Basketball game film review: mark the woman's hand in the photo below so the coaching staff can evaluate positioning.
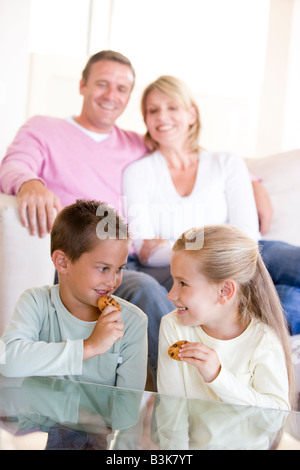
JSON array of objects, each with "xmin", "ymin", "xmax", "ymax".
[
  {"xmin": 251, "ymin": 181, "xmax": 273, "ymax": 235},
  {"xmin": 139, "ymin": 238, "xmax": 170, "ymax": 264},
  {"xmin": 179, "ymin": 342, "xmax": 221, "ymax": 383}
]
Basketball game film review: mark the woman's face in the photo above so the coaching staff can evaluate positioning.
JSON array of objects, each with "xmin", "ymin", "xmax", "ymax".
[{"xmin": 144, "ymin": 89, "xmax": 196, "ymax": 148}]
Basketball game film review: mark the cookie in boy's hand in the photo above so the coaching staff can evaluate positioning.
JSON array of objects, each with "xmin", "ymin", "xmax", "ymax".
[
  {"xmin": 168, "ymin": 340, "xmax": 189, "ymax": 361},
  {"xmin": 97, "ymin": 296, "xmax": 121, "ymax": 314}
]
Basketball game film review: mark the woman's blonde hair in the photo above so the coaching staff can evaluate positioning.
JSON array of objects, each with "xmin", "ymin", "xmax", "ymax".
[
  {"xmin": 141, "ymin": 75, "xmax": 201, "ymax": 153},
  {"xmin": 173, "ymin": 224, "xmax": 295, "ymax": 407}
]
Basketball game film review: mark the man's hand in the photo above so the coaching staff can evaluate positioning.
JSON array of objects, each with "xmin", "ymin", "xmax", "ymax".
[
  {"xmin": 17, "ymin": 180, "xmax": 62, "ymax": 237},
  {"xmin": 179, "ymin": 342, "xmax": 221, "ymax": 383},
  {"xmin": 83, "ymin": 305, "xmax": 124, "ymax": 360}
]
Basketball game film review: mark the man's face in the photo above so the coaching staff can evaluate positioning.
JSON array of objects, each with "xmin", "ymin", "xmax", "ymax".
[{"xmin": 79, "ymin": 60, "xmax": 134, "ymax": 133}]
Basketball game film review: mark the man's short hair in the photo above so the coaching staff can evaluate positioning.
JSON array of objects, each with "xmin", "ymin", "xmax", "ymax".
[
  {"xmin": 51, "ymin": 199, "xmax": 129, "ymax": 261},
  {"xmin": 81, "ymin": 50, "xmax": 135, "ymax": 84}
]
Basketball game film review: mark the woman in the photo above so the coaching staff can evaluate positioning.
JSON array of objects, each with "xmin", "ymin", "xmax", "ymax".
[{"xmin": 122, "ymin": 75, "xmax": 300, "ymax": 334}]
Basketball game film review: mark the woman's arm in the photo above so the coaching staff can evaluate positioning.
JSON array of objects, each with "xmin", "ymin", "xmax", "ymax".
[{"xmin": 224, "ymin": 154, "xmax": 261, "ymax": 241}]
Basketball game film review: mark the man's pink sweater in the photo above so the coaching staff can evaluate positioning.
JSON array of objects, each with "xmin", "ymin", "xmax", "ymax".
[{"xmin": 0, "ymin": 116, "xmax": 147, "ymax": 211}]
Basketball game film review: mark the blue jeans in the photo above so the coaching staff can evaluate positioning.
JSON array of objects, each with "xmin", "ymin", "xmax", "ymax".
[
  {"xmin": 115, "ymin": 263, "xmax": 174, "ymax": 380},
  {"xmin": 259, "ymin": 240, "xmax": 300, "ymax": 334}
]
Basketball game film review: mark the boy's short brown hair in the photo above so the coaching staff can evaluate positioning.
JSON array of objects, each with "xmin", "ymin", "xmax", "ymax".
[{"xmin": 51, "ymin": 200, "xmax": 129, "ymax": 262}]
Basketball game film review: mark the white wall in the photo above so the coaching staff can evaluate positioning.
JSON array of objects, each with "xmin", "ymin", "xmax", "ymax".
[
  {"xmin": 256, "ymin": 0, "xmax": 296, "ymax": 156},
  {"xmin": 282, "ymin": 0, "xmax": 300, "ymax": 152},
  {"xmin": 0, "ymin": 0, "xmax": 299, "ymax": 161},
  {"xmin": 0, "ymin": 0, "xmax": 32, "ymax": 158}
]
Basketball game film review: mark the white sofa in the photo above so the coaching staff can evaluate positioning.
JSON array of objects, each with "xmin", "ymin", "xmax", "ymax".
[
  {"xmin": 245, "ymin": 149, "xmax": 300, "ymax": 247},
  {"xmin": 0, "ymin": 149, "xmax": 300, "ymax": 392},
  {"xmin": 0, "ymin": 194, "xmax": 55, "ymax": 335}
]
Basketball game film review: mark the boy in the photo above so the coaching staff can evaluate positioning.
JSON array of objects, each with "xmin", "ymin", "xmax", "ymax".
[{"xmin": 0, "ymin": 200, "xmax": 148, "ymax": 390}]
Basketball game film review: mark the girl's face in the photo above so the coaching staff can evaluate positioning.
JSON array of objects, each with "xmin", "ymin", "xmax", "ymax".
[
  {"xmin": 167, "ymin": 250, "xmax": 223, "ymax": 329},
  {"xmin": 144, "ymin": 89, "xmax": 196, "ymax": 148}
]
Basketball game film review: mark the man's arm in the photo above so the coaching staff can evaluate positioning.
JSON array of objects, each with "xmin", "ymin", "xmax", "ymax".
[{"xmin": 0, "ymin": 117, "xmax": 62, "ymax": 237}]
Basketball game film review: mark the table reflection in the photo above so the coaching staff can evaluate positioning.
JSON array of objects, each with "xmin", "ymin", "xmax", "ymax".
[{"xmin": 0, "ymin": 375, "xmax": 299, "ymax": 450}]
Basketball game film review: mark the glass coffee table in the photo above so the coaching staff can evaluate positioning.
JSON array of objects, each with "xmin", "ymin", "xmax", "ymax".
[{"xmin": 0, "ymin": 375, "xmax": 299, "ymax": 451}]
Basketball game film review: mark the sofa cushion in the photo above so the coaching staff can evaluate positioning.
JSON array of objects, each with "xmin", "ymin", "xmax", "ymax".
[
  {"xmin": 246, "ymin": 150, "xmax": 300, "ymax": 247},
  {"xmin": 0, "ymin": 194, "xmax": 55, "ymax": 334}
]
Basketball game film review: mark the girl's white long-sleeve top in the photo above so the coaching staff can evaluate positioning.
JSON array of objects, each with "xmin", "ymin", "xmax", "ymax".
[{"xmin": 157, "ymin": 310, "xmax": 290, "ymax": 410}]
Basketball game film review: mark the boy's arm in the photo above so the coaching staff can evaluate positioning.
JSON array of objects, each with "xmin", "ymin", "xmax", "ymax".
[
  {"xmin": 115, "ymin": 312, "xmax": 148, "ymax": 391},
  {"xmin": 0, "ymin": 289, "xmax": 83, "ymax": 378}
]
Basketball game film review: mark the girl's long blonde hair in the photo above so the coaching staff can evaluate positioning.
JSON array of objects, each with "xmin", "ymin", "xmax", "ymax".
[{"xmin": 173, "ymin": 224, "xmax": 295, "ymax": 407}]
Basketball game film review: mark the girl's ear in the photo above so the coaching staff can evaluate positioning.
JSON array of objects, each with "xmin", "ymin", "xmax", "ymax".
[
  {"xmin": 52, "ymin": 250, "xmax": 69, "ymax": 274},
  {"xmin": 218, "ymin": 279, "xmax": 236, "ymax": 305}
]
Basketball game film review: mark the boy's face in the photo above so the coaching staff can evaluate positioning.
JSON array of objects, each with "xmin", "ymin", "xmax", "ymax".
[{"xmin": 59, "ymin": 238, "xmax": 129, "ymax": 318}]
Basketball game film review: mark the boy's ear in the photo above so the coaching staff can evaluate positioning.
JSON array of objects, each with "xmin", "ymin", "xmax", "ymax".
[
  {"xmin": 52, "ymin": 250, "xmax": 69, "ymax": 274},
  {"xmin": 218, "ymin": 279, "xmax": 236, "ymax": 305}
]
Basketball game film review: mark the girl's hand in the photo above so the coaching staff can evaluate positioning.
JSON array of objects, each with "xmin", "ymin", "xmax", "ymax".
[{"xmin": 179, "ymin": 342, "xmax": 221, "ymax": 383}]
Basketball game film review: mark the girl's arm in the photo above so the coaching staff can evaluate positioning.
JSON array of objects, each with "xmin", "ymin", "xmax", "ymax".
[
  {"xmin": 157, "ymin": 317, "xmax": 187, "ymax": 397},
  {"xmin": 180, "ymin": 336, "xmax": 290, "ymax": 410}
]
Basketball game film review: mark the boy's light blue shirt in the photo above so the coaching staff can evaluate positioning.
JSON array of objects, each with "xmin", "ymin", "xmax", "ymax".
[{"xmin": 0, "ymin": 285, "xmax": 148, "ymax": 390}]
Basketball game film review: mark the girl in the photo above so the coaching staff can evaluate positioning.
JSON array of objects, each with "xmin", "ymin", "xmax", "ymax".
[{"xmin": 157, "ymin": 224, "xmax": 294, "ymax": 410}]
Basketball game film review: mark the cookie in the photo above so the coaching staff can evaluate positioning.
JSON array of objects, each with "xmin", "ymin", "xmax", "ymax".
[
  {"xmin": 97, "ymin": 296, "xmax": 121, "ymax": 314},
  {"xmin": 168, "ymin": 340, "xmax": 189, "ymax": 361}
]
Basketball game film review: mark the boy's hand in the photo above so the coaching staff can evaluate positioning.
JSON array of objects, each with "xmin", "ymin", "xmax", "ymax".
[
  {"xmin": 179, "ymin": 342, "xmax": 221, "ymax": 383},
  {"xmin": 83, "ymin": 305, "xmax": 124, "ymax": 360}
]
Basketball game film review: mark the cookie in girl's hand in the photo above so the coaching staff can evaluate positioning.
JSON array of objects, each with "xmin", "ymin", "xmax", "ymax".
[{"xmin": 168, "ymin": 340, "xmax": 189, "ymax": 361}]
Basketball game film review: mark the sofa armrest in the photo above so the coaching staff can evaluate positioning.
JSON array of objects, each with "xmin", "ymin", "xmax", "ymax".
[
  {"xmin": 0, "ymin": 193, "xmax": 55, "ymax": 335},
  {"xmin": 246, "ymin": 150, "xmax": 300, "ymax": 247}
]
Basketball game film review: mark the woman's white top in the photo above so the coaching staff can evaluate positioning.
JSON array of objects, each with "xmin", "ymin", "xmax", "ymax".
[{"xmin": 122, "ymin": 150, "xmax": 260, "ymax": 265}]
